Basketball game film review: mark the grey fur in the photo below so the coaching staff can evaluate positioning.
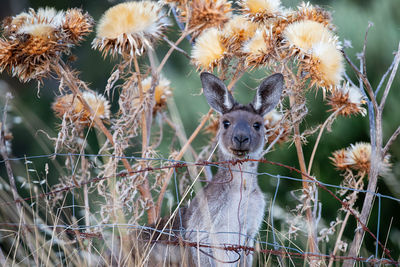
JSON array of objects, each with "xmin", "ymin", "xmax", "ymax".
[{"xmin": 182, "ymin": 72, "xmax": 284, "ymax": 266}]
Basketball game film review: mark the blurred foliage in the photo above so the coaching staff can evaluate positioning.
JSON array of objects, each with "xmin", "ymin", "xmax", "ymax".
[{"xmin": 1, "ymin": 0, "xmax": 400, "ymax": 259}]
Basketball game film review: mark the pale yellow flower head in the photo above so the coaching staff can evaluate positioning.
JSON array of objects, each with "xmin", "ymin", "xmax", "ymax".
[
  {"xmin": 308, "ymin": 42, "xmax": 344, "ymax": 89},
  {"xmin": 92, "ymin": 1, "xmax": 169, "ymax": 57},
  {"xmin": 283, "ymin": 20, "xmax": 335, "ymax": 52},
  {"xmin": 191, "ymin": 28, "xmax": 227, "ymax": 70}
]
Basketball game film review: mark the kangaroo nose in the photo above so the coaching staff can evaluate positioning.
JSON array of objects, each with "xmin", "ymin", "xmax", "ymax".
[{"xmin": 234, "ymin": 135, "xmax": 249, "ymax": 146}]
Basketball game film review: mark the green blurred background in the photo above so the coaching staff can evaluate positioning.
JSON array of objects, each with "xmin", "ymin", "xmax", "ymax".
[{"xmin": 1, "ymin": 0, "xmax": 399, "ymax": 260}]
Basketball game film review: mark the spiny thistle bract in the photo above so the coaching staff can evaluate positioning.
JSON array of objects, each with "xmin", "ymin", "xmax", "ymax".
[
  {"xmin": 330, "ymin": 148, "xmax": 348, "ymax": 171},
  {"xmin": 330, "ymin": 143, "xmax": 391, "ymax": 176},
  {"xmin": 92, "ymin": 1, "xmax": 169, "ymax": 57},
  {"xmin": 179, "ymin": 0, "xmax": 232, "ymax": 38},
  {"xmin": 242, "ymin": 28, "xmax": 277, "ymax": 67},
  {"xmin": 63, "ymin": 8, "xmax": 94, "ymax": 44},
  {"xmin": 327, "ymin": 83, "xmax": 367, "ymax": 117},
  {"xmin": 0, "ymin": 7, "xmax": 93, "ymax": 83},
  {"xmin": 191, "ymin": 27, "xmax": 227, "ymax": 70},
  {"xmin": 296, "ymin": 2, "xmax": 333, "ymax": 30},
  {"xmin": 52, "ymin": 92, "xmax": 110, "ymax": 126},
  {"xmin": 240, "ymin": 0, "xmax": 282, "ymax": 23}
]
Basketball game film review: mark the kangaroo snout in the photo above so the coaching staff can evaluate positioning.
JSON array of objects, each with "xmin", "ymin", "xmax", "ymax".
[{"xmin": 233, "ymin": 134, "xmax": 250, "ymax": 147}]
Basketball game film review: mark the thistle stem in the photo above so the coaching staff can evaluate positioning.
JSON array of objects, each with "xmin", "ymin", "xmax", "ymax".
[
  {"xmin": 289, "ymin": 95, "xmax": 319, "ymax": 265},
  {"xmin": 0, "ymin": 95, "xmax": 21, "ymax": 210},
  {"xmin": 307, "ymin": 108, "xmax": 342, "ymax": 174},
  {"xmin": 54, "ymin": 62, "xmax": 157, "ymax": 224}
]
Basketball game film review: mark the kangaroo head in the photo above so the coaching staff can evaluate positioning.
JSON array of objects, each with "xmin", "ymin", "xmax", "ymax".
[{"xmin": 201, "ymin": 72, "xmax": 284, "ymax": 159}]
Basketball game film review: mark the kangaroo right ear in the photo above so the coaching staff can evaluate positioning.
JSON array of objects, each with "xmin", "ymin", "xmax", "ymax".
[
  {"xmin": 200, "ymin": 72, "xmax": 235, "ymax": 114},
  {"xmin": 252, "ymin": 73, "xmax": 284, "ymax": 115}
]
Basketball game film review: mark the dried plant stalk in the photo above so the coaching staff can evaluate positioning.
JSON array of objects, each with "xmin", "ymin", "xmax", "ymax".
[{"xmin": 53, "ymin": 61, "xmax": 157, "ymax": 224}]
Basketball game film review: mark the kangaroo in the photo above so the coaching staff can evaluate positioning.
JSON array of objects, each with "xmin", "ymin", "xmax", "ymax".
[
  {"xmin": 182, "ymin": 72, "xmax": 284, "ymax": 266},
  {"xmin": 140, "ymin": 72, "xmax": 283, "ymax": 267}
]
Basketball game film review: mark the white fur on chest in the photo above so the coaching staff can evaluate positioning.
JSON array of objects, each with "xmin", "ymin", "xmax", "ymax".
[
  {"xmin": 185, "ymin": 162, "xmax": 266, "ymax": 245},
  {"xmin": 222, "ymin": 165, "xmax": 266, "ymax": 243}
]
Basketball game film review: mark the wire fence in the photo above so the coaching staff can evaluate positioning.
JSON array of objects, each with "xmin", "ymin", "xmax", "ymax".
[{"xmin": 1, "ymin": 153, "xmax": 399, "ymax": 265}]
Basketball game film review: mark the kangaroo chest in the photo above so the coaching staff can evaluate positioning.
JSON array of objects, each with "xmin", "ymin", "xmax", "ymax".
[
  {"xmin": 184, "ymin": 163, "xmax": 266, "ymax": 246},
  {"xmin": 213, "ymin": 168, "xmax": 265, "ymax": 242}
]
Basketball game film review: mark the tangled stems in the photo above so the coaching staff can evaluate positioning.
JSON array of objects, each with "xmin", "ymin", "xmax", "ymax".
[
  {"xmin": 342, "ymin": 40, "xmax": 400, "ymax": 266},
  {"xmin": 53, "ymin": 61, "xmax": 157, "ymax": 224}
]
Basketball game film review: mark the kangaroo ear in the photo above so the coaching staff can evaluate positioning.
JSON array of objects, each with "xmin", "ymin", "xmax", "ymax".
[
  {"xmin": 200, "ymin": 72, "xmax": 235, "ymax": 114},
  {"xmin": 252, "ymin": 73, "xmax": 284, "ymax": 115}
]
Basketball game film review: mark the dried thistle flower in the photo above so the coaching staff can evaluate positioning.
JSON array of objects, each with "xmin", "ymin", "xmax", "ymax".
[
  {"xmin": 220, "ymin": 15, "xmax": 258, "ymax": 54},
  {"xmin": 283, "ymin": 20, "xmax": 335, "ymax": 53},
  {"xmin": 264, "ymin": 109, "xmax": 290, "ymax": 144},
  {"xmin": 63, "ymin": 8, "xmax": 94, "ymax": 44},
  {"xmin": 53, "ymin": 91, "xmax": 110, "ymax": 126},
  {"xmin": 346, "ymin": 143, "xmax": 371, "ymax": 173},
  {"xmin": 269, "ymin": 3, "xmax": 332, "ymax": 38},
  {"xmin": 242, "ymin": 28, "xmax": 276, "ymax": 67},
  {"xmin": 137, "ymin": 76, "xmax": 173, "ymax": 113},
  {"xmin": 296, "ymin": 2, "xmax": 333, "ymax": 30},
  {"xmin": 267, "ymin": 9, "xmax": 297, "ymax": 37},
  {"xmin": 92, "ymin": 1, "xmax": 169, "ymax": 57},
  {"xmin": 0, "ymin": 7, "xmax": 93, "ymax": 83},
  {"xmin": 180, "ymin": 0, "xmax": 232, "ymax": 38},
  {"xmin": 1, "ymin": 12, "xmax": 30, "ymax": 36},
  {"xmin": 301, "ymin": 42, "xmax": 344, "ymax": 90},
  {"xmin": 331, "ymin": 143, "xmax": 391, "ymax": 176},
  {"xmin": 327, "ymin": 83, "xmax": 367, "ymax": 117},
  {"xmin": 330, "ymin": 148, "xmax": 348, "ymax": 171},
  {"xmin": 191, "ymin": 27, "xmax": 227, "ymax": 70},
  {"xmin": 240, "ymin": 0, "xmax": 282, "ymax": 23}
]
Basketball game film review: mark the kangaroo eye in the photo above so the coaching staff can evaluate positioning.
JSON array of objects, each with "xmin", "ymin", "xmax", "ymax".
[
  {"xmin": 223, "ymin": 120, "xmax": 231, "ymax": 129},
  {"xmin": 253, "ymin": 122, "xmax": 261, "ymax": 131}
]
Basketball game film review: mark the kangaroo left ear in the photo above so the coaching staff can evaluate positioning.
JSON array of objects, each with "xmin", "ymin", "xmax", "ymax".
[
  {"xmin": 252, "ymin": 73, "xmax": 284, "ymax": 115},
  {"xmin": 200, "ymin": 72, "xmax": 235, "ymax": 114}
]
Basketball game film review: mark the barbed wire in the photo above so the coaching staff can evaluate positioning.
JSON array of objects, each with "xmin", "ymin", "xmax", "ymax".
[
  {"xmin": 0, "ymin": 222, "xmax": 398, "ymax": 265},
  {"xmin": 0, "ymin": 153, "xmax": 399, "ymax": 265}
]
